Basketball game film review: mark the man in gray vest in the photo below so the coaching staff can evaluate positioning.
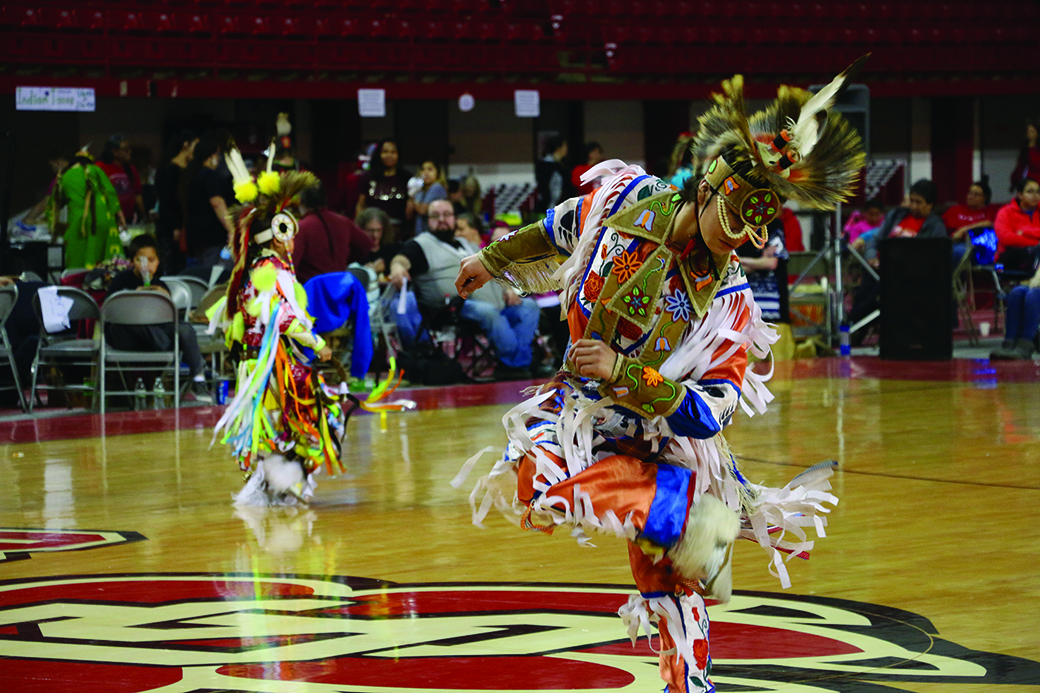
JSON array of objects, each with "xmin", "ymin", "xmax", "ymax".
[{"xmin": 389, "ymin": 200, "xmax": 541, "ymax": 379}]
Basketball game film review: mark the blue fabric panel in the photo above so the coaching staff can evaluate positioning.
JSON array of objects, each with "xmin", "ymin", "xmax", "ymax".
[
  {"xmin": 665, "ymin": 389, "xmax": 722, "ymax": 439},
  {"xmin": 303, "ymin": 271, "xmax": 374, "ymax": 379},
  {"xmin": 643, "ymin": 463, "xmax": 692, "ymax": 548}
]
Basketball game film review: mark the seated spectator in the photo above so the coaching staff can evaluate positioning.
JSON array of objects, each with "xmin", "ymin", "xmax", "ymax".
[
  {"xmin": 357, "ymin": 207, "xmax": 399, "ymax": 277},
  {"xmin": 407, "ymin": 160, "xmax": 448, "ymax": 237},
  {"xmin": 737, "ymin": 221, "xmax": 788, "ymax": 324},
  {"xmin": 104, "ymin": 235, "xmax": 211, "ymax": 403},
  {"xmin": 389, "ymin": 200, "xmax": 540, "ymax": 379},
  {"xmin": 459, "ymin": 174, "xmax": 483, "ymax": 218},
  {"xmin": 844, "ymin": 199, "xmax": 885, "ymax": 244},
  {"xmin": 571, "ymin": 141, "xmax": 605, "ymax": 195},
  {"xmin": 97, "ymin": 134, "xmax": 146, "ymax": 224},
  {"xmin": 944, "ymin": 180, "xmax": 995, "ymax": 264},
  {"xmin": 293, "ymin": 182, "xmax": 374, "ymax": 285},
  {"xmin": 455, "ymin": 212, "xmax": 486, "ymax": 248},
  {"xmin": 994, "ymin": 178, "xmax": 1040, "ymax": 273},
  {"xmin": 990, "ymin": 268, "xmax": 1040, "ymax": 360},
  {"xmin": 848, "ymin": 180, "xmax": 946, "ymax": 329}
]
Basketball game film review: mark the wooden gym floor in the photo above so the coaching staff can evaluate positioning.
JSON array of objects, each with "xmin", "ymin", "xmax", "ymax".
[{"xmin": 0, "ymin": 358, "xmax": 1038, "ymax": 692}]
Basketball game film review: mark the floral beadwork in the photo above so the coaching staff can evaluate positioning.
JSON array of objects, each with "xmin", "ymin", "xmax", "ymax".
[
  {"xmin": 611, "ymin": 249, "xmax": 642, "ymax": 284},
  {"xmin": 622, "ymin": 286, "xmax": 650, "ymax": 317},
  {"xmin": 664, "ymin": 290, "xmax": 692, "ymax": 323},
  {"xmin": 642, "ymin": 366, "xmax": 664, "ymax": 387},
  {"xmin": 584, "ymin": 272, "xmax": 605, "ymax": 302}
]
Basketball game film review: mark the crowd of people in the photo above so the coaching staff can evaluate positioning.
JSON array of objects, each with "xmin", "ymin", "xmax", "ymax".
[
  {"xmin": 843, "ymin": 166, "xmax": 1040, "ymax": 358},
  {"xmin": 7, "ymin": 114, "xmax": 1039, "ymax": 412}
]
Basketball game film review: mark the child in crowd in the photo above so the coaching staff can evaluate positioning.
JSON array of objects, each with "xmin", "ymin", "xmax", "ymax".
[
  {"xmin": 844, "ymin": 198, "xmax": 885, "ymax": 243},
  {"xmin": 105, "ymin": 234, "xmax": 212, "ymax": 403}
]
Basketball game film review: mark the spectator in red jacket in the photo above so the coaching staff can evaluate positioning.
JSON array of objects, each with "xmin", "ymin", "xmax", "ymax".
[
  {"xmin": 994, "ymin": 177, "xmax": 1040, "ymax": 272},
  {"xmin": 293, "ymin": 182, "xmax": 374, "ymax": 285}
]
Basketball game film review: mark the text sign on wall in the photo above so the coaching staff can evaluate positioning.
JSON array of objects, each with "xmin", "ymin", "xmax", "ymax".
[
  {"xmin": 514, "ymin": 90, "xmax": 540, "ymax": 118},
  {"xmin": 357, "ymin": 89, "xmax": 386, "ymax": 118},
  {"xmin": 16, "ymin": 87, "xmax": 96, "ymax": 112}
]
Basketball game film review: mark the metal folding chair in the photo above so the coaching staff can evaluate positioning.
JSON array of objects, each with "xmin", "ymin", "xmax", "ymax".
[
  {"xmin": 0, "ymin": 286, "xmax": 28, "ymax": 412},
  {"xmin": 189, "ymin": 283, "xmax": 230, "ymax": 397},
  {"xmin": 171, "ymin": 274, "xmax": 209, "ymax": 308},
  {"xmin": 100, "ymin": 290, "xmax": 181, "ymax": 414},
  {"xmin": 28, "ymin": 287, "xmax": 101, "ymax": 412}
]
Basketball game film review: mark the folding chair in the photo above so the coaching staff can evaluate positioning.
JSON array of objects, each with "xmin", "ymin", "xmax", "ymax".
[
  {"xmin": 100, "ymin": 290, "xmax": 181, "ymax": 414},
  {"xmin": 952, "ymin": 243, "xmax": 980, "ymax": 345},
  {"xmin": 0, "ymin": 286, "xmax": 28, "ymax": 412},
  {"xmin": 171, "ymin": 274, "xmax": 209, "ymax": 308},
  {"xmin": 163, "ymin": 278, "xmax": 194, "ymax": 316},
  {"xmin": 189, "ymin": 283, "xmax": 230, "ymax": 396},
  {"xmin": 28, "ymin": 287, "xmax": 101, "ymax": 412},
  {"xmin": 417, "ymin": 296, "xmax": 497, "ymax": 382}
]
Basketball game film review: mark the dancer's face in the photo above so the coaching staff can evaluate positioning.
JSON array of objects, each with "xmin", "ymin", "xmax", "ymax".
[{"xmin": 695, "ymin": 181, "xmax": 750, "ymax": 255}]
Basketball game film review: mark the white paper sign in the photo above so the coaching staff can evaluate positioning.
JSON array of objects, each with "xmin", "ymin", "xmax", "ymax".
[
  {"xmin": 16, "ymin": 87, "xmax": 96, "ymax": 112},
  {"xmin": 358, "ymin": 88, "xmax": 386, "ymax": 118},
  {"xmin": 514, "ymin": 89, "xmax": 540, "ymax": 118}
]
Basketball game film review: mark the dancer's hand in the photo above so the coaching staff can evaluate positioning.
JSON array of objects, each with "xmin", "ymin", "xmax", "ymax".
[
  {"xmin": 317, "ymin": 346, "xmax": 332, "ymax": 362},
  {"xmin": 456, "ymin": 254, "xmax": 492, "ymax": 298},
  {"xmin": 570, "ymin": 339, "xmax": 618, "ymax": 380}
]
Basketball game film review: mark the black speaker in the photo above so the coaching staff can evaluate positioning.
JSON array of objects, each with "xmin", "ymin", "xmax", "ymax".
[{"xmin": 879, "ymin": 237, "xmax": 953, "ymax": 360}]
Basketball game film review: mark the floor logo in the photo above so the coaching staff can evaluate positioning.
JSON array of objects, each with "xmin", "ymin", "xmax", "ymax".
[
  {"xmin": 0, "ymin": 573, "xmax": 1035, "ymax": 692},
  {"xmin": 0, "ymin": 528, "xmax": 145, "ymax": 563}
]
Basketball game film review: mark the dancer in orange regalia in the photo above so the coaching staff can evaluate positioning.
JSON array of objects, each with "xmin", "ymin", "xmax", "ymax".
[{"xmin": 453, "ymin": 61, "xmax": 866, "ymax": 693}]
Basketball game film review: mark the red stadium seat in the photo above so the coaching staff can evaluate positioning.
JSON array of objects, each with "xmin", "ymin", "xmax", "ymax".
[
  {"xmin": 3, "ymin": 6, "xmax": 40, "ymax": 28},
  {"xmin": 107, "ymin": 10, "xmax": 142, "ymax": 33},
  {"xmin": 185, "ymin": 12, "xmax": 211, "ymax": 34},
  {"xmin": 316, "ymin": 16, "xmax": 358, "ymax": 39},
  {"xmin": 38, "ymin": 8, "xmax": 75, "ymax": 30}
]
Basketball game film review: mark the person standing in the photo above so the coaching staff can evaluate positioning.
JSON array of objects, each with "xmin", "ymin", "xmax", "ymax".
[
  {"xmin": 49, "ymin": 150, "xmax": 125, "ymax": 268},
  {"xmin": 184, "ymin": 139, "xmax": 236, "ymax": 269},
  {"xmin": 154, "ymin": 130, "xmax": 198, "ymax": 274},
  {"xmin": 535, "ymin": 135, "xmax": 569, "ymax": 210},
  {"xmin": 96, "ymin": 134, "xmax": 145, "ymax": 224},
  {"xmin": 407, "ymin": 160, "xmax": 448, "ymax": 238},
  {"xmin": 571, "ymin": 141, "xmax": 605, "ymax": 196},
  {"xmin": 453, "ymin": 65, "xmax": 864, "ymax": 693},
  {"xmin": 355, "ymin": 138, "xmax": 411, "ymax": 238},
  {"xmin": 1011, "ymin": 122, "xmax": 1040, "ymax": 192},
  {"xmin": 293, "ymin": 182, "xmax": 374, "ymax": 285}
]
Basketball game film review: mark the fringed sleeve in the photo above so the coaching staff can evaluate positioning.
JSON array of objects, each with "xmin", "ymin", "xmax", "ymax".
[{"xmin": 477, "ymin": 221, "xmax": 562, "ymax": 295}]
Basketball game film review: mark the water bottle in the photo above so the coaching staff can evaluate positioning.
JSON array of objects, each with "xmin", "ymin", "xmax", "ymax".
[
  {"xmin": 134, "ymin": 378, "xmax": 147, "ymax": 410},
  {"xmin": 839, "ymin": 322, "xmax": 851, "ymax": 358},
  {"xmin": 153, "ymin": 377, "xmax": 165, "ymax": 409},
  {"xmin": 137, "ymin": 255, "xmax": 151, "ymax": 286}
]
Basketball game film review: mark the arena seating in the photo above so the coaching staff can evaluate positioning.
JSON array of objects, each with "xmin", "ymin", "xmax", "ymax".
[{"xmin": 0, "ymin": 1, "xmax": 1036, "ymax": 90}]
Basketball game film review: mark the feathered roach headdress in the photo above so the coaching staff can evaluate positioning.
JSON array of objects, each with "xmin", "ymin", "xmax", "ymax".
[
  {"xmin": 692, "ymin": 56, "xmax": 868, "ymax": 247},
  {"xmin": 223, "ymin": 144, "xmax": 318, "ymax": 319}
]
